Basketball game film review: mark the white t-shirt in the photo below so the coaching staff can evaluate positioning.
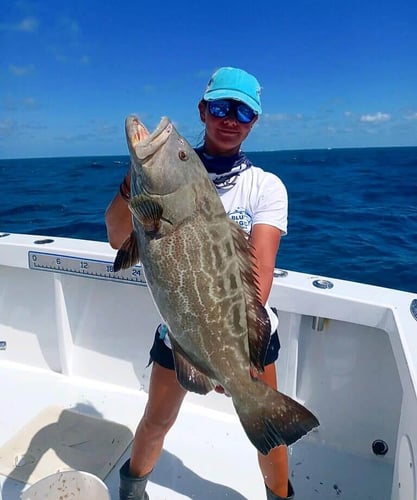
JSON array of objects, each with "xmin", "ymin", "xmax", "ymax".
[
  {"xmin": 163, "ymin": 164, "xmax": 288, "ymax": 348},
  {"xmin": 213, "ymin": 165, "xmax": 288, "ymax": 236},
  {"xmin": 213, "ymin": 165, "xmax": 287, "ymax": 335}
]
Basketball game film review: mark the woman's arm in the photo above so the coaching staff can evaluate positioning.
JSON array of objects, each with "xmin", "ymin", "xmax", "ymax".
[
  {"xmin": 105, "ymin": 171, "xmax": 133, "ymax": 249},
  {"xmin": 249, "ymin": 223, "xmax": 282, "ymax": 305}
]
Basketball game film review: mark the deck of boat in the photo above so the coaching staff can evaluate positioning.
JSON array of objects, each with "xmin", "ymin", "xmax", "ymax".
[{"xmin": 0, "ymin": 361, "xmax": 392, "ymax": 500}]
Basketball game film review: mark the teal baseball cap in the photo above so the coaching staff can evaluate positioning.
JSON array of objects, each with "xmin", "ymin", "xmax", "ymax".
[{"xmin": 203, "ymin": 67, "xmax": 262, "ymax": 115}]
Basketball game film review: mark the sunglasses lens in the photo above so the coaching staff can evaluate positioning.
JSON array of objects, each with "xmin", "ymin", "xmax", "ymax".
[
  {"xmin": 208, "ymin": 100, "xmax": 256, "ymax": 123},
  {"xmin": 208, "ymin": 100, "xmax": 231, "ymax": 118},
  {"xmin": 236, "ymin": 104, "xmax": 256, "ymax": 124}
]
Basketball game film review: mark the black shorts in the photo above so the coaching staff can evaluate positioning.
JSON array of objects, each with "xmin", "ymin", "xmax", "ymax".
[{"xmin": 149, "ymin": 324, "xmax": 281, "ymax": 371}]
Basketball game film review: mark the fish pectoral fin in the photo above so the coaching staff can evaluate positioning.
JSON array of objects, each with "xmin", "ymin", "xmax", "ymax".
[
  {"xmin": 129, "ymin": 195, "xmax": 163, "ymax": 233},
  {"xmin": 170, "ymin": 338, "xmax": 215, "ymax": 395},
  {"xmin": 113, "ymin": 231, "xmax": 140, "ymax": 272}
]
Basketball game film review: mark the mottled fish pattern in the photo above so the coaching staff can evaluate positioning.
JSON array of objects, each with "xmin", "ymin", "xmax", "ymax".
[{"xmin": 114, "ymin": 115, "xmax": 319, "ymax": 454}]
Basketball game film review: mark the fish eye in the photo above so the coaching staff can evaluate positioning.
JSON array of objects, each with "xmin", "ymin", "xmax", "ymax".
[{"xmin": 178, "ymin": 150, "xmax": 188, "ymax": 161}]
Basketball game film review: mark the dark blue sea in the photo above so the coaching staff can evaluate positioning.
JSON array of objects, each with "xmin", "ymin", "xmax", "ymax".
[{"xmin": 1, "ymin": 147, "xmax": 416, "ymax": 293}]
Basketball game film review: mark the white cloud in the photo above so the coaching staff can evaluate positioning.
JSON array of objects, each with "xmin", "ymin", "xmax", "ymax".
[
  {"xmin": 8, "ymin": 64, "xmax": 35, "ymax": 76},
  {"xmin": 47, "ymin": 45, "xmax": 68, "ymax": 63},
  {"xmin": 404, "ymin": 112, "xmax": 417, "ymax": 121},
  {"xmin": 360, "ymin": 112, "xmax": 391, "ymax": 123},
  {"xmin": 143, "ymin": 84, "xmax": 157, "ymax": 94},
  {"xmin": 80, "ymin": 55, "xmax": 90, "ymax": 65},
  {"xmin": 0, "ymin": 119, "xmax": 16, "ymax": 137},
  {"xmin": 22, "ymin": 97, "xmax": 40, "ymax": 110},
  {"xmin": 0, "ymin": 17, "xmax": 38, "ymax": 33},
  {"xmin": 264, "ymin": 113, "xmax": 289, "ymax": 121},
  {"xmin": 16, "ymin": 17, "xmax": 39, "ymax": 32},
  {"xmin": 263, "ymin": 113, "xmax": 304, "ymax": 122},
  {"xmin": 58, "ymin": 16, "xmax": 80, "ymax": 36}
]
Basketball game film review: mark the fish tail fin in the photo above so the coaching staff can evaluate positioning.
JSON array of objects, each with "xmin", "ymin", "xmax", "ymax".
[{"xmin": 232, "ymin": 379, "xmax": 319, "ymax": 455}]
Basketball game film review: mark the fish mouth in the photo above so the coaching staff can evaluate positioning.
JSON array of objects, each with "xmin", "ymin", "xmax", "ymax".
[{"xmin": 126, "ymin": 115, "xmax": 172, "ymax": 162}]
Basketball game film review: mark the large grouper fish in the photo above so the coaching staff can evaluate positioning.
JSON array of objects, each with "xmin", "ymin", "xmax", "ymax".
[{"xmin": 114, "ymin": 115, "xmax": 319, "ymax": 454}]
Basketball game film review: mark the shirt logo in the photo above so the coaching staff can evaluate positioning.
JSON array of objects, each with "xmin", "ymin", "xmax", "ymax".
[{"xmin": 228, "ymin": 207, "xmax": 253, "ymax": 234}]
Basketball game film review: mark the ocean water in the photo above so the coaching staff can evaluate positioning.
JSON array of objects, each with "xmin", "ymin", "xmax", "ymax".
[{"xmin": 1, "ymin": 147, "xmax": 416, "ymax": 294}]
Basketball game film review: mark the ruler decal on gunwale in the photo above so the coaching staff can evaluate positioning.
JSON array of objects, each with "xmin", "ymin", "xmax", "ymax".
[{"xmin": 28, "ymin": 251, "xmax": 147, "ymax": 286}]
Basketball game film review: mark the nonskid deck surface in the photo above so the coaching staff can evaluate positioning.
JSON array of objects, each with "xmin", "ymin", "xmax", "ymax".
[{"xmin": 0, "ymin": 363, "xmax": 392, "ymax": 500}]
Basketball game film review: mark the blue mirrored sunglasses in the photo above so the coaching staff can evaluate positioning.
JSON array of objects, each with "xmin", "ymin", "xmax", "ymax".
[{"xmin": 207, "ymin": 99, "xmax": 257, "ymax": 124}]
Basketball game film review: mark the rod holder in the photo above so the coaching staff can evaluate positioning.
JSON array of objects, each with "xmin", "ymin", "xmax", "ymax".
[{"xmin": 312, "ymin": 317, "xmax": 325, "ymax": 331}]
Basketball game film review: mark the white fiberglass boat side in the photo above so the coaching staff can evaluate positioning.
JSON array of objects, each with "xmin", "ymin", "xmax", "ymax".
[{"xmin": 0, "ymin": 232, "xmax": 416, "ymax": 499}]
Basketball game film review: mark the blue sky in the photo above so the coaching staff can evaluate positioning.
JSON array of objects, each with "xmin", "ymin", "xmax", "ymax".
[{"xmin": 1, "ymin": 0, "xmax": 417, "ymax": 158}]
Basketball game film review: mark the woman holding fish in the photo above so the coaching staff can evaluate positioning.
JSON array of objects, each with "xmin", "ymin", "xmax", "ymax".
[{"xmin": 106, "ymin": 67, "xmax": 317, "ymax": 499}]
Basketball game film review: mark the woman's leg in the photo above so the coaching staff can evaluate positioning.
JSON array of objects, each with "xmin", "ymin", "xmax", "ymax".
[
  {"xmin": 257, "ymin": 362, "xmax": 290, "ymax": 498},
  {"xmin": 129, "ymin": 361, "xmax": 187, "ymax": 477}
]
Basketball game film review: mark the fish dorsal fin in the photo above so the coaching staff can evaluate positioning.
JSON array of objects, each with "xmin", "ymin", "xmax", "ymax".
[
  {"xmin": 113, "ymin": 231, "xmax": 140, "ymax": 272},
  {"xmin": 170, "ymin": 336, "xmax": 216, "ymax": 395},
  {"xmin": 228, "ymin": 220, "xmax": 271, "ymax": 372}
]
